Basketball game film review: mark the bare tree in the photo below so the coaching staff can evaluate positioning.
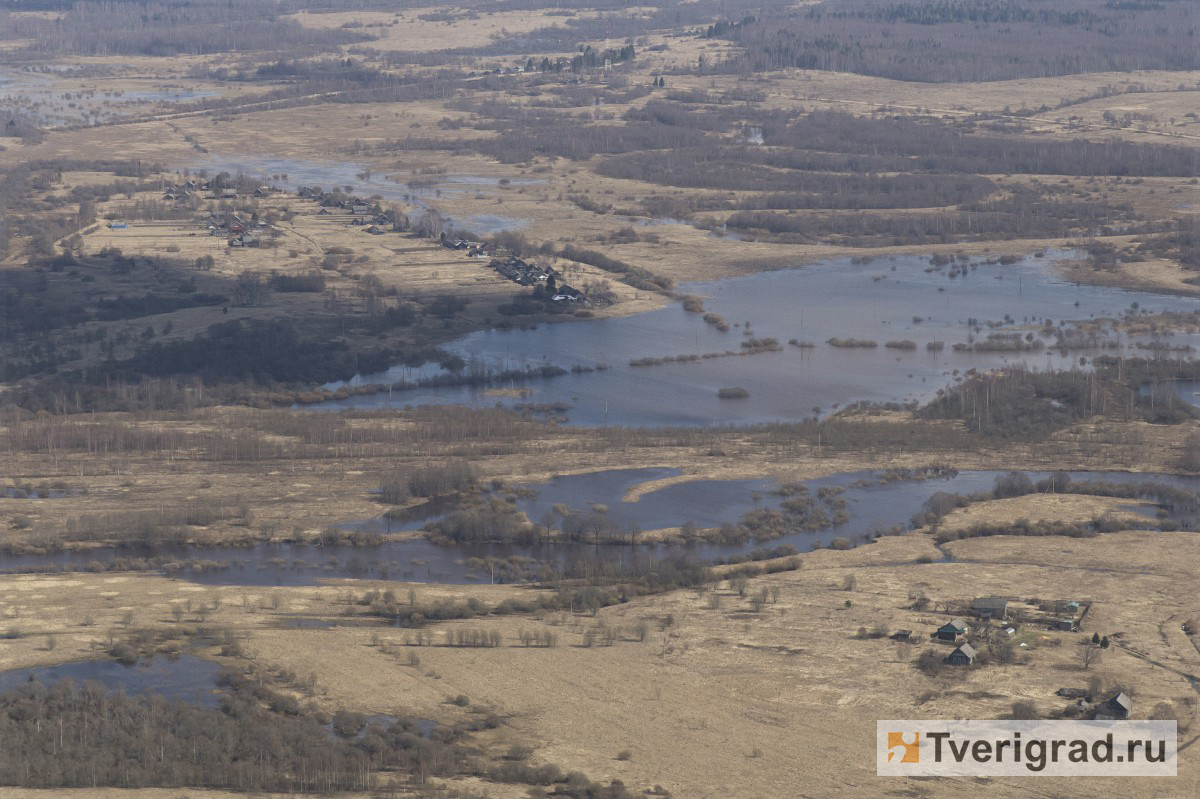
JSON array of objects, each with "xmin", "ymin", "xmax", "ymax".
[{"xmin": 414, "ymin": 208, "xmax": 446, "ymax": 240}]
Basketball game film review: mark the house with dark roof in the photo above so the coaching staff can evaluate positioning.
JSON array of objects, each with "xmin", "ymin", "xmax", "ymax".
[
  {"xmin": 1095, "ymin": 692, "xmax": 1131, "ymax": 720},
  {"xmin": 970, "ymin": 597, "xmax": 1009, "ymax": 620},
  {"xmin": 944, "ymin": 643, "xmax": 976, "ymax": 666}
]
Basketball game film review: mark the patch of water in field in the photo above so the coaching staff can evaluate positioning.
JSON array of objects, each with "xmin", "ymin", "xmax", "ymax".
[{"xmin": 0, "ymin": 655, "xmax": 223, "ymax": 707}]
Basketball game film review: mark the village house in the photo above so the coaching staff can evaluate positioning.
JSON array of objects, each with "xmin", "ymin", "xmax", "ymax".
[
  {"xmin": 1094, "ymin": 692, "xmax": 1131, "ymax": 720},
  {"xmin": 944, "ymin": 643, "xmax": 976, "ymax": 666},
  {"xmin": 552, "ymin": 286, "xmax": 584, "ymax": 303},
  {"xmin": 934, "ymin": 618, "xmax": 969, "ymax": 642},
  {"xmin": 970, "ymin": 597, "xmax": 1009, "ymax": 620}
]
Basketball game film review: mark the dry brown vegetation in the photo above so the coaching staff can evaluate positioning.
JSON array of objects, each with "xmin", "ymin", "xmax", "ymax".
[
  {"xmin": 0, "ymin": 527, "xmax": 1195, "ymax": 798},
  {"xmin": 1, "ymin": 0, "xmax": 1199, "ymax": 795}
]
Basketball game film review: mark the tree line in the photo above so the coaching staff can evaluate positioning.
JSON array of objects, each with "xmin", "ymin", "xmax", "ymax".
[{"xmin": 709, "ymin": 0, "xmax": 1200, "ymax": 82}]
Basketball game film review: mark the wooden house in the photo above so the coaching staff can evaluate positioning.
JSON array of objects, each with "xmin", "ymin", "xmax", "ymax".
[
  {"xmin": 935, "ymin": 618, "xmax": 969, "ymax": 642},
  {"xmin": 944, "ymin": 643, "xmax": 976, "ymax": 666},
  {"xmin": 1095, "ymin": 692, "xmax": 1131, "ymax": 720},
  {"xmin": 970, "ymin": 597, "xmax": 1009, "ymax": 620}
]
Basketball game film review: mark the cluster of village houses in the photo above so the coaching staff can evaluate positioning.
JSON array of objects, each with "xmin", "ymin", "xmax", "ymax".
[
  {"xmin": 145, "ymin": 180, "xmax": 590, "ymax": 306},
  {"xmin": 486, "ymin": 254, "xmax": 586, "ymax": 304},
  {"xmin": 204, "ymin": 209, "xmax": 269, "ymax": 247},
  {"xmin": 892, "ymin": 596, "xmax": 1131, "ymax": 719},
  {"xmin": 300, "ymin": 186, "xmax": 404, "ymax": 236}
]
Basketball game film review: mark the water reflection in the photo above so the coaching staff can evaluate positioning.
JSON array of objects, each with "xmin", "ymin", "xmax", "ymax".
[
  {"xmin": 0, "ymin": 468, "xmax": 1191, "ymax": 586},
  {"xmin": 316, "ymin": 251, "xmax": 1200, "ymax": 426}
]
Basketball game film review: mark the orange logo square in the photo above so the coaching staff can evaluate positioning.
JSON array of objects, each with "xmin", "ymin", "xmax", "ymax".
[{"xmin": 887, "ymin": 732, "xmax": 920, "ymax": 763}]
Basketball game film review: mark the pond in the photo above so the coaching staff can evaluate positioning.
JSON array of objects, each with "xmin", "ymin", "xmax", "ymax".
[
  {"xmin": 0, "ymin": 468, "xmax": 1192, "ymax": 587},
  {"xmin": 0, "ymin": 654, "xmax": 224, "ymax": 708},
  {"xmin": 315, "ymin": 250, "xmax": 1200, "ymax": 426}
]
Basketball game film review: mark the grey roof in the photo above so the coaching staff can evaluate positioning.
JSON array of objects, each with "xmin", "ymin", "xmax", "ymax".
[
  {"xmin": 971, "ymin": 597, "xmax": 1009, "ymax": 611},
  {"xmin": 949, "ymin": 643, "xmax": 976, "ymax": 660},
  {"xmin": 940, "ymin": 618, "xmax": 969, "ymax": 632},
  {"xmin": 1106, "ymin": 692, "xmax": 1131, "ymax": 712}
]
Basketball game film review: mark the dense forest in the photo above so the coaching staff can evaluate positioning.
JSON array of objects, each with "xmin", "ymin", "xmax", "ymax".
[
  {"xmin": 0, "ymin": 673, "xmax": 634, "ymax": 796},
  {"xmin": 710, "ymin": 0, "xmax": 1200, "ymax": 81}
]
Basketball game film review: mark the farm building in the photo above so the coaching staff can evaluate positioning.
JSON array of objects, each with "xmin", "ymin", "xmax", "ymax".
[
  {"xmin": 970, "ymin": 597, "xmax": 1009, "ymax": 620},
  {"xmin": 1095, "ymin": 692, "xmax": 1131, "ymax": 720}
]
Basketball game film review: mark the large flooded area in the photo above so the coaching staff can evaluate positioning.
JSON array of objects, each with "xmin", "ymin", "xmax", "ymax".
[
  {"xmin": 318, "ymin": 250, "xmax": 1200, "ymax": 426},
  {"xmin": 1, "ymin": 468, "xmax": 1191, "ymax": 587}
]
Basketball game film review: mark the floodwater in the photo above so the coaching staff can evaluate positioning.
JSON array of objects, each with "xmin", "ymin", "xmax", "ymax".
[
  {"xmin": 0, "ymin": 655, "xmax": 224, "ymax": 707},
  {"xmin": 0, "ymin": 70, "xmax": 215, "ymax": 126},
  {"xmin": 196, "ymin": 155, "xmax": 527, "ymax": 233},
  {"xmin": 518, "ymin": 467, "xmax": 779, "ymax": 531},
  {"xmin": 0, "ymin": 468, "xmax": 1190, "ymax": 586},
  {"xmin": 318, "ymin": 250, "xmax": 1200, "ymax": 426},
  {"xmin": 1157, "ymin": 379, "xmax": 1200, "ymax": 409}
]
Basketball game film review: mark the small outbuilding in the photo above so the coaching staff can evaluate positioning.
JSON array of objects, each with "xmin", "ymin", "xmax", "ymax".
[{"xmin": 1095, "ymin": 692, "xmax": 1131, "ymax": 720}]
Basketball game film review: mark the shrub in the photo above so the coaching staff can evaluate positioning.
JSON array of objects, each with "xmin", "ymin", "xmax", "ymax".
[
  {"xmin": 993, "ymin": 471, "xmax": 1034, "ymax": 499},
  {"xmin": 1011, "ymin": 701, "xmax": 1039, "ymax": 719},
  {"xmin": 916, "ymin": 649, "xmax": 943, "ymax": 676}
]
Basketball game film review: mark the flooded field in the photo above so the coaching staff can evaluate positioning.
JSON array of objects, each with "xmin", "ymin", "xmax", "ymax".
[
  {"xmin": 1, "ymin": 468, "xmax": 1190, "ymax": 587},
  {"xmin": 198, "ymin": 155, "xmax": 527, "ymax": 233},
  {"xmin": 0, "ymin": 70, "xmax": 216, "ymax": 126},
  {"xmin": 0, "ymin": 655, "xmax": 224, "ymax": 708},
  {"xmin": 320, "ymin": 250, "xmax": 1200, "ymax": 426}
]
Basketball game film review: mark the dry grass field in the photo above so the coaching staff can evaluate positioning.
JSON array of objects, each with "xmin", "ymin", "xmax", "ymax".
[
  {"xmin": 0, "ymin": 529, "xmax": 1194, "ymax": 798},
  {"xmin": 286, "ymin": 7, "xmax": 608, "ymax": 54}
]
